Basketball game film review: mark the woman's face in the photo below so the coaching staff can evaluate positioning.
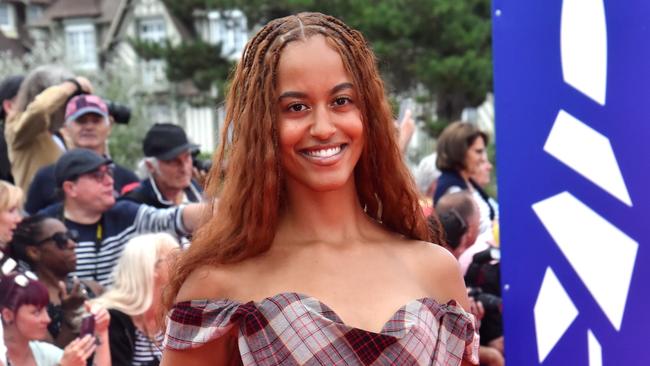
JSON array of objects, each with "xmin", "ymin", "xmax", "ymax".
[
  {"xmin": 463, "ymin": 137, "xmax": 487, "ymax": 177},
  {"xmin": 33, "ymin": 218, "xmax": 77, "ymax": 275},
  {"xmin": 276, "ymin": 35, "xmax": 364, "ymax": 193},
  {"xmin": 0, "ymin": 205, "xmax": 22, "ymax": 244},
  {"xmin": 13, "ymin": 304, "xmax": 51, "ymax": 340},
  {"xmin": 154, "ymin": 244, "xmax": 178, "ymax": 288},
  {"xmin": 471, "ymin": 159, "xmax": 493, "ymax": 188}
]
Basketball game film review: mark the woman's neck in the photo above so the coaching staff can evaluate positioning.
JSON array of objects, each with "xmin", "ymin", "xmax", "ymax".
[
  {"xmin": 277, "ymin": 177, "xmax": 378, "ymax": 247},
  {"xmin": 4, "ymin": 325, "xmax": 34, "ymax": 365},
  {"xmin": 35, "ymin": 267, "xmax": 66, "ymax": 303},
  {"xmin": 459, "ymin": 170, "xmax": 473, "ymax": 190},
  {"xmin": 134, "ymin": 308, "xmax": 161, "ymax": 337}
]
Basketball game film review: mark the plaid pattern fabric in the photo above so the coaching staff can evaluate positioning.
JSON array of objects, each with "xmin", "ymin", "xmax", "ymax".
[{"xmin": 164, "ymin": 292, "xmax": 479, "ymax": 365}]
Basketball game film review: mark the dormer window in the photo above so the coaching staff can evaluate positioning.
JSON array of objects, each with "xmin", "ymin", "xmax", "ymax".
[
  {"xmin": 0, "ymin": 3, "xmax": 16, "ymax": 37},
  {"xmin": 65, "ymin": 22, "xmax": 98, "ymax": 70},
  {"xmin": 138, "ymin": 17, "xmax": 166, "ymax": 44}
]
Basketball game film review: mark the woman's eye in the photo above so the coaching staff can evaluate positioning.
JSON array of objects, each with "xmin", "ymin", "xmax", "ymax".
[
  {"xmin": 288, "ymin": 103, "xmax": 307, "ymax": 112},
  {"xmin": 333, "ymin": 97, "xmax": 351, "ymax": 106}
]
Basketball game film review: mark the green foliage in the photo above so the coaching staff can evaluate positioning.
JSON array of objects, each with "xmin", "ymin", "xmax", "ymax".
[
  {"xmin": 93, "ymin": 62, "xmax": 155, "ymax": 170},
  {"xmin": 131, "ymin": 39, "xmax": 233, "ymax": 97},
  {"xmin": 162, "ymin": 0, "xmax": 492, "ymax": 130},
  {"xmin": 165, "ymin": 41, "xmax": 234, "ymax": 92}
]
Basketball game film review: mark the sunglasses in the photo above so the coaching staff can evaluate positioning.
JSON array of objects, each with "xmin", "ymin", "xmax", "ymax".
[
  {"xmin": 85, "ymin": 167, "xmax": 114, "ymax": 183},
  {"xmin": 35, "ymin": 230, "xmax": 79, "ymax": 249}
]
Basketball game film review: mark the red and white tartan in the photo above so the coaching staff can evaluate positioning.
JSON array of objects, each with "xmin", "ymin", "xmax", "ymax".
[{"xmin": 164, "ymin": 292, "xmax": 479, "ymax": 365}]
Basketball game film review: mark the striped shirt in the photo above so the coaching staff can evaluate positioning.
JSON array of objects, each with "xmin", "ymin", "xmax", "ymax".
[
  {"xmin": 39, "ymin": 201, "xmax": 188, "ymax": 287},
  {"xmin": 133, "ymin": 329, "xmax": 163, "ymax": 366}
]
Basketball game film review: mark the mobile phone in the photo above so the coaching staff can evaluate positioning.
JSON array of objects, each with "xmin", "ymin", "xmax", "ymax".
[
  {"xmin": 79, "ymin": 314, "xmax": 95, "ymax": 337},
  {"xmin": 397, "ymin": 97, "xmax": 414, "ymax": 124}
]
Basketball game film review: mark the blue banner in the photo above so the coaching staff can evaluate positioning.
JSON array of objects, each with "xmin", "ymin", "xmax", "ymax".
[{"xmin": 493, "ymin": 0, "xmax": 649, "ymax": 365}]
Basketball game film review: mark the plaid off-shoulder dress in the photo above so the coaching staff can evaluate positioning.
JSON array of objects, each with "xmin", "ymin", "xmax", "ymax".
[{"xmin": 164, "ymin": 292, "xmax": 479, "ymax": 365}]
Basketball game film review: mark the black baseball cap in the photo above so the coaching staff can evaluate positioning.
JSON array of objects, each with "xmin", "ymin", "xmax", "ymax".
[
  {"xmin": 0, "ymin": 75, "xmax": 24, "ymax": 120},
  {"xmin": 143, "ymin": 123, "xmax": 198, "ymax": 161},
  {"xmin": 55, "ymin": 149, "xmax": 112, "ymax": 187}
]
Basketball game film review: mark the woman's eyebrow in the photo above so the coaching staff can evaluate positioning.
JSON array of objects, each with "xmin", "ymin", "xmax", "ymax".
[{"xmin": 278, "ymin": 82, "xmax": 355, "ymax": 101}]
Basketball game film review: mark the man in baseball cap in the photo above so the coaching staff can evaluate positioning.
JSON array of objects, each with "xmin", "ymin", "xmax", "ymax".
[
  {"xmin": 38, "ymin": 148, "xmax": 205, "ymax": 286},
  {"xmin": 122, "ymin": 123, "xmax": 202, "ymax": 208},
  {"xmin": 24, "ymin": 95, "xmax": 138, "ymax": 214}
]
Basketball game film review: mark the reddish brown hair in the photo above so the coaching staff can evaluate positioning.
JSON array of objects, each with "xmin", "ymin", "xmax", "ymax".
[{"xmin": 166, "ymin": 12, "xmax": 439, "ymax": 306}]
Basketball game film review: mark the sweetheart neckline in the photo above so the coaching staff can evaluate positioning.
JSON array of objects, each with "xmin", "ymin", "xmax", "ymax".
[{"xmin": 176, "ymin": 291, "xmax": 468, "ymax": 335}]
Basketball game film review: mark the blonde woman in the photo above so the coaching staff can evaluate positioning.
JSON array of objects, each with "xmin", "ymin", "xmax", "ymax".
[
  {"xmin": 92, "ymin": 233, "xmax": 178, "ymax": 366},
  {"xmin": 0, "ymin": 181, "xmax": 23, "ymax": 251}
]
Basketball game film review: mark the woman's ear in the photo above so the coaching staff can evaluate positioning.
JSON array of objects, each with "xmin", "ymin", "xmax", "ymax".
[
  {"xmin": 1, "ymin": 307, "xmax": 15, "ymax": 324},
  {"xmin": 26, "ymin": 245, "xmax": 41, "ymax": 262}
]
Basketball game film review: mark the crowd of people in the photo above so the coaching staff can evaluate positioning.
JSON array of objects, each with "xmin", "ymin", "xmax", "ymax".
[{"xmin": 0, "ymin": 11, "xmax": 504, "ymax": 366}]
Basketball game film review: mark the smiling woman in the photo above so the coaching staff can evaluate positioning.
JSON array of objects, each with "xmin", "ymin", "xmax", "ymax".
[
  {"xmin": 9, "ymin": 215, "xmax": 104, "ymax": 348},
  {"xmin": 0, "ymin": 180, "xmax": 23, "ymax": 250},
  {"xmin": 162, "ymin": 12, "xmax": 479, "ymax": 366}
]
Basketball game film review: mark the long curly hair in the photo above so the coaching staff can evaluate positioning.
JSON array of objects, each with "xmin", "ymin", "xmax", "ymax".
[{"xmin": 165, "ymin": 12, "xmax": 439, "ymax": 307}]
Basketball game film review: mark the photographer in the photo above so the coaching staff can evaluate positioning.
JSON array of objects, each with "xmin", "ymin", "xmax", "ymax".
[
  {"xmin": 4, "ymin": 66, "xmax": 91, "ymax": 192},
  {"xmin": 435, "ymin": 191, "xmax": 504, "ymax": 366},
  {"xmin": 121, "ymin": 123, "xmax": 202, "ymax": 208},
  {"xmin": 24, "ymin": 95, "xmax": 138, "ymax": 214}
]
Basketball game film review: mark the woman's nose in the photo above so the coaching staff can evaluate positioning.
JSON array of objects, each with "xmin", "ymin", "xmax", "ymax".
[{"xmin": 310, "ymin": 106, "xmax": 336, "ymax": 140}]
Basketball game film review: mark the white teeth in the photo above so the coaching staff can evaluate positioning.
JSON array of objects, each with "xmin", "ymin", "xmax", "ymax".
[{"xmin": 305, "ymin": 146, "xmax": 342, "ymax": 158}]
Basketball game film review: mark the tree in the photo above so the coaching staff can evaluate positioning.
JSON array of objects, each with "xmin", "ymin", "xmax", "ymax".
[{"xmin": 162, "ymin": 0, "xmax": 492, "ymax": 130}]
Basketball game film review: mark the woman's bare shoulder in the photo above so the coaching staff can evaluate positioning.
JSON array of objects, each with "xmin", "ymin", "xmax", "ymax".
[
  {"xmin": 175, "ymin": 264, "xmax": 236, "ymax": 303},
  {"xmin": 400, "ymin": 239, "xmax": 470, "ymax": 309}
]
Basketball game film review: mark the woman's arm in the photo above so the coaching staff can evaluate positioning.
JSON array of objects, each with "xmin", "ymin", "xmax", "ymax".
[
  {"xmin": 161, "ymin": 325, "xmax": 241, "ymax": 366},
  {"xmin": 162, "ymin": 265, "xmax": 240, "ymax": 365}
]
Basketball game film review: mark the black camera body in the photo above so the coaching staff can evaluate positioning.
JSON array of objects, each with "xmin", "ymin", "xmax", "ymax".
[
  {"xmin": 465, "ymin": 246, "xmax": 504, "ymax": 344},
  {"xmin": 105, "ymin": 100, "xmax": 131, "ymax": 124},
  {"xmin": 468, "ymin": 286, "xmax": 502, "ymax": 313},
  {"xmin": 191, "ymin": 150, "xmax": 212, "ymax": 172},
  {"xmin": 465, "ymin": 247, "xmax": 501, "ymax": 296}
]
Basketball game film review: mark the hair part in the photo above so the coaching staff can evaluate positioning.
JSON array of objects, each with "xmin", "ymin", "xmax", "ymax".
[
  {"xmin": 0, "ymin": 273, "xmax": 49, "ymax": 314},
  {"xmin": 436, "ymin": 122, "xmax": 488, "ymax": 172},
  {"xmin": 93, "ymin": 233, "xmax": 178, "ymax": 317},
  {"xmin": 165, "ymin": 12, "xmax": 437, "ymax": 309}
]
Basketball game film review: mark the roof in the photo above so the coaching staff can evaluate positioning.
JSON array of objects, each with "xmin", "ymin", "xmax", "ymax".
[
  {"xmin": 4, "ymin": 0, "xmax": 52, "ymax": 4},
  {"xmin": 0, "ymin": 31, "xmax": 28, "ymax": 57},
  {"xmin": 31, "ymin": 0, "xmax": 119, "ymax": 27}
]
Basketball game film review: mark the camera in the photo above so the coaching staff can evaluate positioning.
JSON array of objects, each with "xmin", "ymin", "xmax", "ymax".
[
  {"xmin": 191, "ymin": 150, "xmax": 212, "ymax": 173},
  {"xmin": 465, "ymin": 247, "xmax": 501, "ymax": 296},
  {"xmin": 105, "ymin": 100, "xmax": 131, "ymax": 124},
  {"xmin": 468, "ymin": 287, "xmax": 502, "ymax": 313},
  {"xmin": 465, "ymin": 246, "xmax": 504, "ymax": 344}
]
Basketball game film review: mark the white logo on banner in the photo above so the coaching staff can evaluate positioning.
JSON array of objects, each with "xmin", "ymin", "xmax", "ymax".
[{"xmin": 531, "ymin": 0, "xmax": 638, "ymax": 364}]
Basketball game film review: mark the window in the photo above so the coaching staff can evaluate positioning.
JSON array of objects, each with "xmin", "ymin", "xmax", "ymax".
[
  {"xmin": 141, "ymin": 59, "xmax": 166, "ymax": 87},
  {"xmin": 0, "ymin": 3, "xmax": 15, "ymax": 35},
  {"xmin": 0, "ymin": 4, "xmax": 10, "ymax": 27},
  {"xmin": 138, "ymin": 17, "xmax": 166, "ymax": 43},
  {"xmin": 27, "ymin": 5, "xmax": 44, "ymax": 24},
  {"xmin": 207, "ymin": 10, "xmax": 247, "ymax": 59},
  {"xmin": 65, "ymin": 23, "xmax": 98, "ymax": 70}
]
